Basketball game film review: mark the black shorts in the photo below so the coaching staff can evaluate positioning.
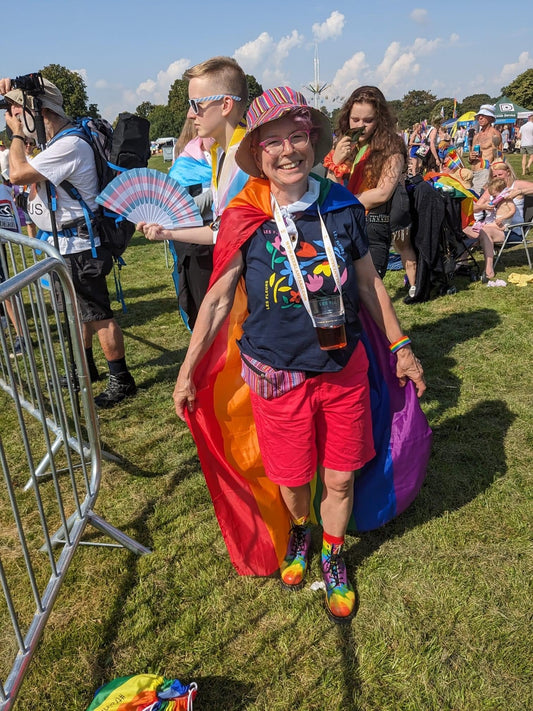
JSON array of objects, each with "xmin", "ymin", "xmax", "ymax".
[{"xmin": 65, "ymin": 245, "xmax": 114, "ymax": 322}]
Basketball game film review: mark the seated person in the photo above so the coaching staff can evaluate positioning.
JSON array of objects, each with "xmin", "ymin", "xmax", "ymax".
[{"xmin": 471, "ymin": 177, "xmax": 515, "ymax": 232}]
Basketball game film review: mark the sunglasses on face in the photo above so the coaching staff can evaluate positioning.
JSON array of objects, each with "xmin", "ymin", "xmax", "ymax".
[{"xmin": 188, "ymin": 94, "xmax": 241, "ymax": 115}]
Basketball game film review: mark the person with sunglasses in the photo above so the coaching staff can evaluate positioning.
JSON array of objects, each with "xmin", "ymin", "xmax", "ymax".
[
  {"xmin": 137, "ymin": 56, "xmax": 249, "ymax": 251},
  {"xmin": 171, "ymin": 87, "xmax": 427, "ymax": 624}
]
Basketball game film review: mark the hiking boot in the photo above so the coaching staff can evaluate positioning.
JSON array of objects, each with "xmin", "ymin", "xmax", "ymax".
[
  {"xmin": 321, "ymin": 542, "xmax": 356, "ymax": 624},
  {"xmin": 9, "ymin": 336, "xmax": 27, "ymax": 359},
  {"xmin": 59, "ymin": 370, "xmax": 100, "ymax": 390},
  {"xmin": 94, "ymin": 372, "xmax": 136, "ymax": 409},
  {"xmin": 280, "ymin": 521, "xmax": 311, "ymax": 591}
]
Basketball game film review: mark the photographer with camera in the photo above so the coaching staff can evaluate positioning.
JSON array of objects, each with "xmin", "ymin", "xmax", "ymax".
[{"xmin": 0, "ymin": 74, "xmax": 136, "ymax": 408}]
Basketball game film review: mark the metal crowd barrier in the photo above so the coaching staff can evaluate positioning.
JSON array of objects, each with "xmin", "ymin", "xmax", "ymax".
[{"xmin": 0, "ymin": 229, "xmax": 150, "ymax": 710}]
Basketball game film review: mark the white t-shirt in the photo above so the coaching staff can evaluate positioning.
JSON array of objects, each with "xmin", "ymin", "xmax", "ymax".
[
  {"xmin": 28, "ymin": 135, "xmax": 100, "ymax": 254},
  {"xmin": 0, "ymin": 148, "xmax": 10, "ymax": 180},
  {"xmin": 519, "ymin": 120, "xmax": 533, "ymax": 147},
  {"xmin": 0, "ymin": 183, "xmax": 21, "ymax": 232}
]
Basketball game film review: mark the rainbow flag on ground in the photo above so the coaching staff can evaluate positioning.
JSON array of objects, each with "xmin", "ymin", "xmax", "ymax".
[{"xmin": 86, "ymin": 674, "xmax": 197, "ymax": 710}]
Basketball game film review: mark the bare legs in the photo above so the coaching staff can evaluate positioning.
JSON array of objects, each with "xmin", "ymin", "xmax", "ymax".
[
  {"xmin": 82, "ymin": 318, "xmax": 125, "ymax": 361},
  {"xmin": 279, "ymin": 466, "xmax": 355, "ymax": 537},
  {"xmin": 394, "ymin": 234, "xmax": 417, "ymax": 289}
]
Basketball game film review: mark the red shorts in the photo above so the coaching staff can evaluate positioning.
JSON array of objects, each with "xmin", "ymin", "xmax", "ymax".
[{"xmin": 250, "ymin": 340, "xmax": 375, "ymax": 486}]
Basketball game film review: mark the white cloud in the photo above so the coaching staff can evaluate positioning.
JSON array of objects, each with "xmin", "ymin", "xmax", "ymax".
[
  {"xmin": 73, "ymin": 68, "xmax": 88, "ymax": 83},
  {"xmin": 410, "ymin": 8, "xmax": 428, "ymax": 25},
  {"xmin": 411, "ymin": 37, "xmax": 442, "ymax": 56},
  {"xmin": 375, "ymin": 42, "xmax": 420, "ymax": 92},
  {"xmin": 497, "ymin": 51, "xmax": 533, "ymax": 84},
  {"xmin": 234, "ymin": 32, "xmax": 272, "ymax": 69},
  {"xmin": 330, "ymin": 52, "xmax": 369, "ymax": 99},
  {"xmin": 234, "ymin": 30, "xmax": 303, "ymax": 86},
  {"xmin": 312, "ymin": 11, "xmax": 345, "ymax": 42},
  {"xmin": 134, "ymin": 58, "xmax": 191, "ymax": 104}
]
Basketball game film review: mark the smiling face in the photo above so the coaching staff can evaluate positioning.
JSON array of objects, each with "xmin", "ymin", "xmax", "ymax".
[
  {"xmin": 254, "ymin": 115, "xmax": 316, "ymax": 204},
  {"xmin": 348, "ymin": 101, "xmax": 377, "ymax": 145}
]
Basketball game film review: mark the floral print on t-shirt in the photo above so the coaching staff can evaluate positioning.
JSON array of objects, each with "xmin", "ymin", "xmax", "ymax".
[{"xmin": 261, "ymin": 223, "xmax": 348, "ymax": 312}]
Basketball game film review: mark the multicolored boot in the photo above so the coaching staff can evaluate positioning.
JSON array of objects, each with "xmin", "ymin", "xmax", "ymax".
[
  {"xmin": 321, "ymin": 537, "xmax": 356, "ymax": 623},
  {"xmin": 280, "ymin": 517, "xmax": 311, "ymax": 591}
]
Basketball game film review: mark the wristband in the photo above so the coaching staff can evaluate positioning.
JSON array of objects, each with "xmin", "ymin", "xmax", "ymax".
[
  {"xmin": 11, "ymin": 135, "xmax": 25, "ymax": 141},
  {"xmin": 389, "ymin": 336, "xmax": 411, "ymax": 354}
]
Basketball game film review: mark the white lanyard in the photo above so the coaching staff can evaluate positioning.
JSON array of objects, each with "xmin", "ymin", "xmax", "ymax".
[{"xmin": 271, "ymin": 194, "xmax": 345, "ymax": 327}]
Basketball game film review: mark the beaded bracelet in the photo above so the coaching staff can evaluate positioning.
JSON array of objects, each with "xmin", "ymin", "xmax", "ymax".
[{"xmin": 389, "ymin": 336, "xmax": 411, "ymax": 354}]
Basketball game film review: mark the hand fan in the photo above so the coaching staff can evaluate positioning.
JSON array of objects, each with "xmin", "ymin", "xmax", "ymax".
[{"xmin": 96, "ymin": 168, "xmax": 204, "ymax": 229}]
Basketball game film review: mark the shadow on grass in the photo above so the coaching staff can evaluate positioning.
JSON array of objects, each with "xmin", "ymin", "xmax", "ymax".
[
  {"xmin": 408, "ymin": 307, "xmax": 501, "ymax": 420},
  {"xmin": 347, "ymin": 397, "xmax": 516, "ymax": 568},
  {"xmin": 189, "ymin": 676, "xmax": 253, "ymax": 711}
]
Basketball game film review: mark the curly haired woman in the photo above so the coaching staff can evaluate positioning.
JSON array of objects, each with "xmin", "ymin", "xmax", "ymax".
[{"xmin": 324, "ymin": 86, "xmax": 417, "ymax": 298}]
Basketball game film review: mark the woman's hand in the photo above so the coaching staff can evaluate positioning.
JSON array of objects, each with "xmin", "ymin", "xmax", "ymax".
[
  {"xmin": 173, "ymin": 368, "xmax": 197, "ymax": 421},
  {"xmin": 395, "ymin": 347, "xmax": 426, "ymax": 398},
  {"xmin": 332, "ymin": 135, "xmax": 355, "ymax": 166},
  {"xmin": 136, "ymin": 221, "xmax": 167, "ymax": 241}
]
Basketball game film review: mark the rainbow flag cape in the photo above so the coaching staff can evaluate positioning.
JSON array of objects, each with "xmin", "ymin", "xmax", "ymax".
[
  {"xmin": 86, "ymin": 674, "xmax": 197, "ymax": 710},
  {"xmin": 424, "ymin": 172, "xmax": 477, "ymax": 228},
  {"xmin": 185, "ymin": 176, "xmax": 432, "ymax": 576}
]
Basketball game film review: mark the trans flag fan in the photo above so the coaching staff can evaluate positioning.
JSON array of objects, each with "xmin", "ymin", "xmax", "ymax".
[
  {"xmin": 96, "ymin": 168, "xmax": 203, "ymax": 230},
  {"xmin": 86, "ymin": 673, "xmax": 197, "ymax": 710}
]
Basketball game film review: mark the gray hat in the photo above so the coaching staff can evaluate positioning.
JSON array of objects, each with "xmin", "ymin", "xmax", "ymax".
[{"xmin": 5, "ymin": 77, "xmax": 68, "ymax": 120}]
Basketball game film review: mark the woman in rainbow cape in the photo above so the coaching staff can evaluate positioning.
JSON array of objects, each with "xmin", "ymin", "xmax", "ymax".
[{"xmin": 173, "ymin": 87, "xmax": 430, "ymax": 624}]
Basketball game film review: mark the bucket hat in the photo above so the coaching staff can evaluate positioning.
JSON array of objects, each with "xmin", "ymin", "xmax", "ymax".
[
  {"xmin": 235, "ymin": 86, "xmax": 332, "ymax": 177},
  {"xmin": 476, "ymin": 104, "xmax": 495, "ymax": 119},
  {"xmin": 4, "ymin": 78, "xmax": 69, "ymax": 120}
]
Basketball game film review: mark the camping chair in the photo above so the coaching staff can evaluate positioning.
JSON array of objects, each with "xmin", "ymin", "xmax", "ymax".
[{"xmin": 494, "ymin": 194, "xmax": 533, "ymax": 270}]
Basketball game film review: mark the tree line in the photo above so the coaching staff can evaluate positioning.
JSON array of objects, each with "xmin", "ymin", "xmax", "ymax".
[{"xmin": 2, "ymin": 65, "xmax": 532, "ymax": 144}]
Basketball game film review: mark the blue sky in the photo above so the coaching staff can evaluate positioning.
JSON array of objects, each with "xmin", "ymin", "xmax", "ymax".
[{"xmin": 1, "ymin": 0, "xmax": 532, "ymax": 127}]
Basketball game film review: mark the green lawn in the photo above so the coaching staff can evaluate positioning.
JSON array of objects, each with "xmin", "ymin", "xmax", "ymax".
[{"xmin": 1, "ymin": 160, "xmax": 532, "ymax": 710}]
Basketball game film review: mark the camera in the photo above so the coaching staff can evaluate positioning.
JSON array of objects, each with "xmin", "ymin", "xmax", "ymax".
[
  {"xmin": 0, "ymin": 98, "xmax": 9, "ymax": 111},
  {"xmin": 11, "ymin": 72, "xmax": 45, "ymax": 96}
]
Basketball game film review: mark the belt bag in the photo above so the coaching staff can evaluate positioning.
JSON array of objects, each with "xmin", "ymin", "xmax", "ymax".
[{"xmin": 240, "ymin": 353, "xmax": 306, "ymax": 400}]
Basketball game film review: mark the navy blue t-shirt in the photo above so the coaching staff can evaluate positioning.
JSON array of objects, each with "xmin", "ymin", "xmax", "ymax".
[{"xmin": 238, "ymin": 202, "xmax": 369, "ymax": 372}]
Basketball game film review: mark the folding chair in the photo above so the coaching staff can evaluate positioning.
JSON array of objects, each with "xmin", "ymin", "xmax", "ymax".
[{"xmin": 494, "ymin": 194, "xmax": 533, "ymax": 270}]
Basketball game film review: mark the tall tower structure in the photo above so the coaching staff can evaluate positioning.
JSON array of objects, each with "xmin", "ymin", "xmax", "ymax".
[{"xmin": 304, "ymin": 43, "xmax": 329, "ymax": 108}]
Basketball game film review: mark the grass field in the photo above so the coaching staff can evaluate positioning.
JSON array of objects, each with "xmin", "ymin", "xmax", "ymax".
[{"xmin": 1, "ymin": 156, "xmax": 532, "ymax": 710}]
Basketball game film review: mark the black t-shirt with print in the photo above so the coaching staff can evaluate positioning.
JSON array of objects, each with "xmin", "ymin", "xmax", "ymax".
[{"xmin": 238, "ymin": 203, "xmax": 369, "ymax": 372}]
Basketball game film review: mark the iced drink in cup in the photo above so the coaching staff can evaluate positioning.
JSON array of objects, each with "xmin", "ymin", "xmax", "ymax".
[{"xmin": 309, "ymin": 294, "xmax": 347, "ymax": 351}]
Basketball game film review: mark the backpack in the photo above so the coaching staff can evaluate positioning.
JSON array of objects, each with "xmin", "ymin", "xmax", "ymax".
[{"xmin": 48, "ymin": 112, "xmax": 151, "ymax": 259}]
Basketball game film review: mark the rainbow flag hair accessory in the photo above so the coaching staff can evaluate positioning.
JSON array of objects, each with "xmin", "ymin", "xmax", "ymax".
[{"xmin": 86, "ymin": 674, "xmax": 197, "ymax": 711}]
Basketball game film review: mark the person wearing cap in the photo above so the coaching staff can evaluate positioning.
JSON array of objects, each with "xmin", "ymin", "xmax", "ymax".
[
  {"xmin": 0, "ymin": 75, "xmax": 136, "ymax": 408},
  {"xmin": 469, "ymin": 105, "xmax": 502, "ymax": 195},
  {"xmin": 171, "ymin": 86, "xmax": 426, "ymax": 623}
]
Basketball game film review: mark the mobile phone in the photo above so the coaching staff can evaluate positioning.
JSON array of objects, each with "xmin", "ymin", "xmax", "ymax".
[{"xmin": 348, "ymin": 127, "xmax": 365, "ymax": 143}]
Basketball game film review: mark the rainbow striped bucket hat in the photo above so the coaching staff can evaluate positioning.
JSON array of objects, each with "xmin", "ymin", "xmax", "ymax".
[{"xmin": 235, "ymin": 86, "xmax": 332, "ymax": 177}]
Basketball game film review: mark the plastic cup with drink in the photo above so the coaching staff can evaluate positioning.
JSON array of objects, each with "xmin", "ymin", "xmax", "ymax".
[{"xmin": 309, "ymin": 294, "xmax": 347, "ymax": 351}]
